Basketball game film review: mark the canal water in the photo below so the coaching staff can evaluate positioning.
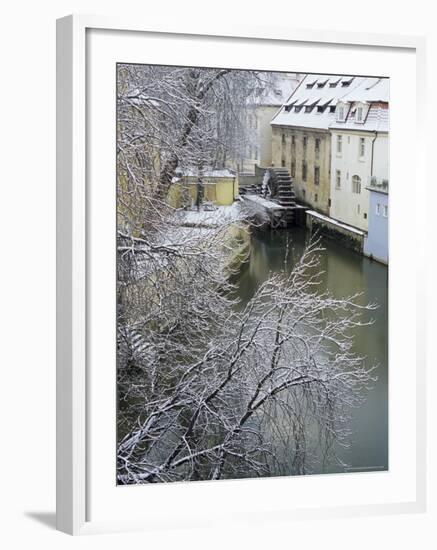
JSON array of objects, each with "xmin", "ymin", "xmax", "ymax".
[{"xmin": 235, "ymin": 227, "xmax": 388, "ymax": 476}]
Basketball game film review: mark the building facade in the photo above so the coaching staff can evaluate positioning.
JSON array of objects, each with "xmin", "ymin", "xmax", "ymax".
[
  {"xmin": 364, "ymin": 179, "xmax": 389, "ymax": 263},
  {"xmin": 329, "ymin": 78, "xmax": 389, "ymax": 231},
  {"xmin": 270, "ymin": 74, "xmax": 371, "ymax": 215},
  {"xmin": 271, "ymin": 126, "xmax": 331, "ymax": 214}
]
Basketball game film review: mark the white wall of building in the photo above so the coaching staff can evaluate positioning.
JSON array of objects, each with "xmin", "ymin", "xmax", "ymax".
[{"xmin": 330, "ymin": 131, "xmax": 388, "ymax": 231}]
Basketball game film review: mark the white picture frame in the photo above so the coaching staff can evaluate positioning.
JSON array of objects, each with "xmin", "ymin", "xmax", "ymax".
[{"xmin": 56, "ymin": 14, "xmax": 427, "ymax": 535}]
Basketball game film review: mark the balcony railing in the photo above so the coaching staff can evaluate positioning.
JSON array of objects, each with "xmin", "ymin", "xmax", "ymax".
[{"xmin": 368, "ymin": 176, "xmax": 389, "ymax": 192}]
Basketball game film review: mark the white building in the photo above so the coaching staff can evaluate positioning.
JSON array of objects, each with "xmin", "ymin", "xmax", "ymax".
[
  {"xmin": 242, "ymin": 73, "xmax": 301, "ymax": 173},
  {"xmin": 329, "ymin": 78, "xmax": 389, "ymax": 231}
]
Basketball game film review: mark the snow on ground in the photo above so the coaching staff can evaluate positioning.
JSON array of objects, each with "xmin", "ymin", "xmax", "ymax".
[{"xmin": 173, "ymin": 202, "xmax": 244, "ymax": 228}]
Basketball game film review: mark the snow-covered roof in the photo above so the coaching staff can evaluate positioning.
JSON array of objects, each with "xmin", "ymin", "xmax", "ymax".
[
  {"xmin": 271, "ymin": 74, "xmax": 389, "ymax": 131},
  {"xmin": 329, "ymin": 102, "xmax": 389, "ymax": 132},
  {"xmin": 307, "ymin": 210, "xmax": 366, "ymax": 236},
  {"xmin": 340, "ymin": 77, "xmax": 389, "ymax": 103},
  {"xmin": 328, "ymin": 78, "xmax": 389, "ymax": 132}
]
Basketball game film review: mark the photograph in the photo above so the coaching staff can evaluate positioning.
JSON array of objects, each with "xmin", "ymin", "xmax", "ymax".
[{"xmin": 115, "ymin": 64, "xmax": 389, "ymax": 485}]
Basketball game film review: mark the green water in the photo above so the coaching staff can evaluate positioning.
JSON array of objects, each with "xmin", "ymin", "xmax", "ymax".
[{"xmin": 235, "ymin": 227, "xmax": 389, "ymax": 475}]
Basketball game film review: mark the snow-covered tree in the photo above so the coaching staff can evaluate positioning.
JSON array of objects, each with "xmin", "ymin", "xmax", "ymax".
[{"xmin": 116, "ymin": 64, "xmax": 377, "ymax": 484}]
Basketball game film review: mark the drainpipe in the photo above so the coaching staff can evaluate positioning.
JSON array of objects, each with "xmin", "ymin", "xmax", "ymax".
[{"xmin": 370, "ymin": 131, "xmax": 377, "ymax": 176}]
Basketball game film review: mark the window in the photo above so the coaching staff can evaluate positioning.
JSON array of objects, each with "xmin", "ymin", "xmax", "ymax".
[
  {"xmin": 328, "ymin": 198, "xmax": 331, "ymax": 207},
  {"xmin": 383, "ymin": 205, "xmax": 388, "ymax": 217},
  {"xmin": 356, "ymin": 106, "xmax": 363, "ymax": 122},
  {"xmin": 376, "ymin": 203, "xmax": 381, "ymax": 215},
  {"xmin": 336, "ymin": 169, "xmax": 341, "ymax": 189},
  {"xmin": 315, "ymin": 138, "xmax": 320, "ymax": 155},
  {"xmin": 303, "ymin": 136, "xmax": 307, "ymax": 148},
  {"xmin": 302, "ymin": 189, "xmax": 306, "ymax": 200},
  {"xmin": 291, "ymin": 135, "xmax": 295, "ymax": 146},
  {"xmin": 352, "ymin": 175, "xmax": 361, "ymax": 194},
  {"xmin": 329, "ymin": 105, "xmax": 336, "ymax": 113},
  {"xmin": 337, "ymin": 135, "xmax": 343, "ymax": 154},
  {"xmin": 359, "ymin": 137, "xmax": 365, "ymax": 157},
  {"xmin": 282, "ymin": 133, "xmax": 286, "ymax": 145},
  {"xmin": 281, "ymin": 159, "xmax": 285, "ymax": 167},
  {"xmin": 305, "ymin": 105, "xmax": 313, "ymax": 113},
  {"xmin": 364, "ymin": 213, "xmax": 367, "ymax": 219},
  {"xmin": 291, "ymin": 161, "xmax": 296, "ymax": 177},
  {"xmin": 317, "ymin": 105, "xmax": 325, "ymax": 113},
  {"xmin": 341, "ymin": 77, "xmax": 353, "ymax": 87},
  {"xmin": 302, "ymin": 161, "xmax": 307, "ymax": 181},
  {"xmin": 314, "ymin": 193, "xmax": 318, "ymax": 202},
  {"xmin": 357, "ymin": 204, "xmax": 361, "ymax": 214},
  {"xmin": 338, "ymin": 106, "xmax": 344, "ymax": 121},
  {"xmin": 314, "ymin": 166, "xmax": 320, "ymax": 186}
]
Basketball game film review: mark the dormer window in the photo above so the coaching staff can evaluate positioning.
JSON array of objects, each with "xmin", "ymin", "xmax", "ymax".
[
  {"xmin": 317, "ymin": 79, "xmax": 328, "ymax": 88},
  {"xmin": 337, "ymin": 104, "xmax": 346, "ymax": 122},
  {"xmin": 329, "ymin": 105, "xmax": 336, "ymax": 113},
  {"xmin": 341, "ymin": 77, "xmax": 354, "ymax": 87},
  {"xmin": 354, "ymin": 103, "xmax": 366, "ymax": 123}
]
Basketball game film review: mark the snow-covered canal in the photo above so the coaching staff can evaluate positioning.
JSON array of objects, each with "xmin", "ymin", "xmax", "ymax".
[{"xmin": 234, "ymin": 227, "xmax": 388, "ymax": 476}]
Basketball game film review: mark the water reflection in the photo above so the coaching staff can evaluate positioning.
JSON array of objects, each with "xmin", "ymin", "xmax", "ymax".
[{"xmin": 235, "ymin": 227, "xmax": 388, "ymax": 474}]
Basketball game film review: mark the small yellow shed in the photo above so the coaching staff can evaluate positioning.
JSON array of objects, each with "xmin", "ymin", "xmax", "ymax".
[{"xmin": 168, "ymin": 168, "xmax": 239, "ymax": 209}]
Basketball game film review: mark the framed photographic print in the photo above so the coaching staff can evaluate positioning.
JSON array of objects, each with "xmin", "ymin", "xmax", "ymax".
[{"xmin": 56, "ymin": 15, "xmax": 427, "ymax": 535}]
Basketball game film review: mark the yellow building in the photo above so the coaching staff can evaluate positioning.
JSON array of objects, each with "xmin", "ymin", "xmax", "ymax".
[{"xmin": 168, "ymin": 169, "xmax": 239, "ymax": 209}]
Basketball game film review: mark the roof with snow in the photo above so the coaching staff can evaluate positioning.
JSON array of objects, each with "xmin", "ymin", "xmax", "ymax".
[
  {"xmin": 329, "ymin": 78, "xmax": 389, "ymax": 132},
  {"xmin": 271, "ymin": 74, "xmax": 389, "ymax": 132}
]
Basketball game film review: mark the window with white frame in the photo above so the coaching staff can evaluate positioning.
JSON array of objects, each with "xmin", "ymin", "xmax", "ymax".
[
  {"xmin": 376, "ymin": 203, "xmax": 381, "ymax": 215},
  {"xmin": 383, "ymin": 205, "xmax": 388, "ymax": 217},
  {"xmin": 337, "ymin": 135, "xmax": 342, "ymax": 154},
  {"xmin": 352, "ymin": 175, "xmax": 361, "ymax": 194},
  {"xmin": 356, "ymin": 106, "xmax": 363, "ymax": 122},
  {"xmin": 337, "ymin": 105, "xmax": 345, "ymax": 121},
  {"xmin": 335, "ymin": 169, "xmax": 341, "ymax": 189}
]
